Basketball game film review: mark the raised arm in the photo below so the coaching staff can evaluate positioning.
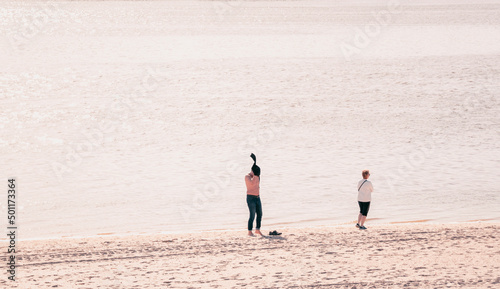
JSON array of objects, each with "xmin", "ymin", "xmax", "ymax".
[{"xmin": 245, "ymin": 173, "xmax": 254, "ymax": 185}]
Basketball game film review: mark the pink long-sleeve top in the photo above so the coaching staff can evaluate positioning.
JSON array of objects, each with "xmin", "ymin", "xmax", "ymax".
[{"xmin": 245, "ymin": 175, "xmax": 260, "ymax": 196}]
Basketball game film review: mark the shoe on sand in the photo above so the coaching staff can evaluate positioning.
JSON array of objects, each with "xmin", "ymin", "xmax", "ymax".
[
  {"xmin": 359, "ymin": 226, "xmax": 367, "ymax": 230},
  {"xmin": 356, "ymin": 223, "xmax": 360, "ymax": 228}
]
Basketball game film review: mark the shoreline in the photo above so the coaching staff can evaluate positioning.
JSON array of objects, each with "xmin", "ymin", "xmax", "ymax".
[
  {"xmin": 9, "ymin": 223, "xmax": 500, "ymax": 288},
  {"xmin": 4, "ymin": 218, "xmax": 499, "ymax": 242}
]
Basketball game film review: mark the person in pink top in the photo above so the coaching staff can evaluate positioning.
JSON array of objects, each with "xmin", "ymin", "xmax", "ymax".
[{"xmin": 245, "ymin": 153, "xmax": 263, "ymax": 236}]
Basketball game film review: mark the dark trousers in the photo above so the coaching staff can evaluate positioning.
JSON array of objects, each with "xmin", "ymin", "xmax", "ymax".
[{"xmin": 247, "ymin": 195, "xmax": 262, "ymax": 231}]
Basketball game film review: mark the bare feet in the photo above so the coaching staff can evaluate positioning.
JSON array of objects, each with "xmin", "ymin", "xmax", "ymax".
[
  {"xmin": 255, "ymin": 230, "xmax": 264, "ymax": 236},
  {"xmin": 248, "ymin": 231, "xmax": 254, "ymax": 236}
]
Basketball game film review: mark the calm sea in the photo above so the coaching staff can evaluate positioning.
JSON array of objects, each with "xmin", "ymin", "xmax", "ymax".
[{"xmin": 1, "ymin": 0, "xmax": 499, "ymax": 240}]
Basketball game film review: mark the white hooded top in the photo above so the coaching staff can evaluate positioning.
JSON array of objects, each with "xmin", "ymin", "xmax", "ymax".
[{"xmin": 357, "ymin": 179, "xmax": 374, "ymax": 202}]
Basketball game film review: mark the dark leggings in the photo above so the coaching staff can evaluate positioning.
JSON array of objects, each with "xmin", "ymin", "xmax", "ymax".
[{"xmin": 247, "ymin": 195, "xmax": 262, "ymax": 231}]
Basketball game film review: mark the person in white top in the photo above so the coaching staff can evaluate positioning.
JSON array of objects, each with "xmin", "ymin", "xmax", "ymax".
[{"xmin": 356, "ymin": 170, "xmax": 374, "ymax": 230}]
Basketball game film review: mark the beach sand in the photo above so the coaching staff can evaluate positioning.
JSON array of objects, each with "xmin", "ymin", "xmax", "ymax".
[{"xmin": 7, "ymin": 223, "xmax": 499, "ymax": 288}]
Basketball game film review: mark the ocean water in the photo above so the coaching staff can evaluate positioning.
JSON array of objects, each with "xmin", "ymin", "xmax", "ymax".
[{"xmin": 0, "ymin": 0, "xmax": 499, "ymax": 240}]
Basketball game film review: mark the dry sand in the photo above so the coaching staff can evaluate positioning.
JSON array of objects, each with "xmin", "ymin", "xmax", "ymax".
[{"xmin": 5, "ymin": 223, "xmax": 499, "ymax": 288}]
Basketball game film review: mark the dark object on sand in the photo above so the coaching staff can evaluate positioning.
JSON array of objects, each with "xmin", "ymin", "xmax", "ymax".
[{"xmin": 269, "ymin": 230, "xmax": 282, "ymax": 236}]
